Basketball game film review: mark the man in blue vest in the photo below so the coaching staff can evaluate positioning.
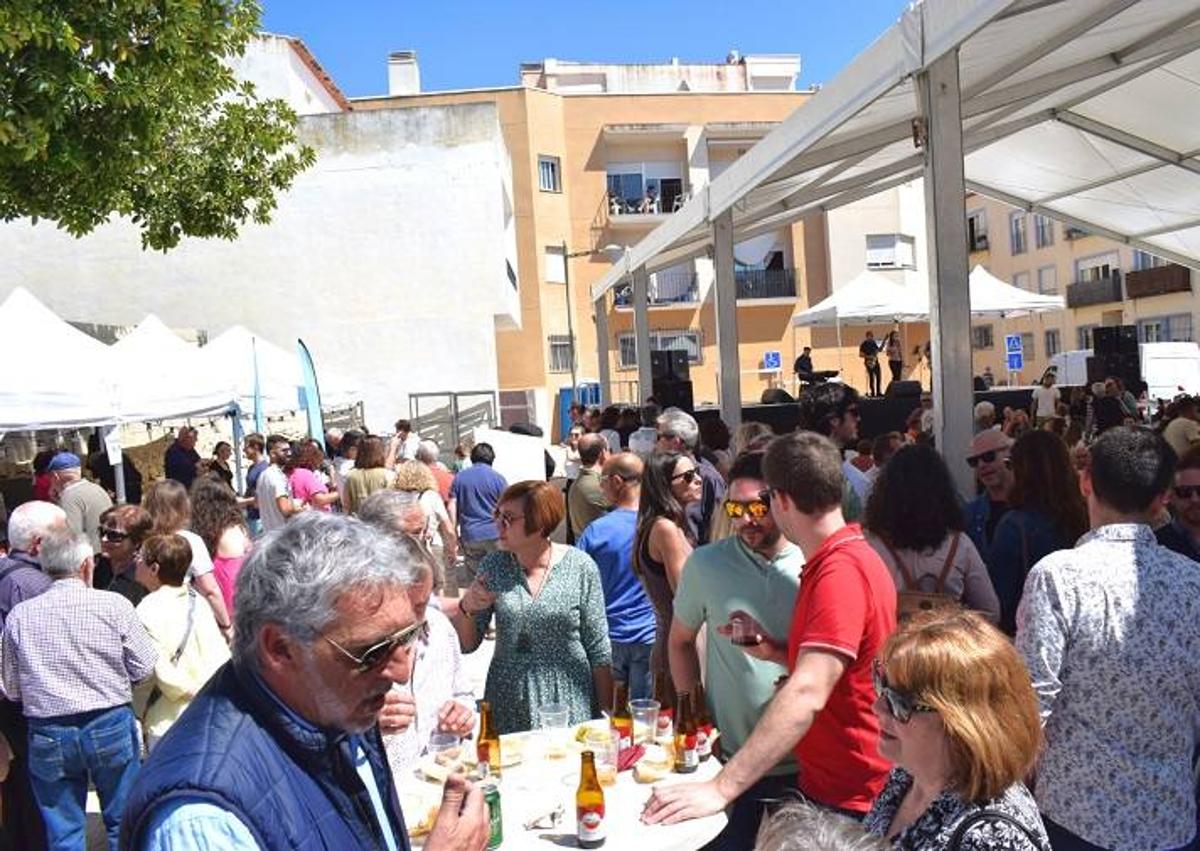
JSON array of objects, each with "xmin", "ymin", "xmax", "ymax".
[{"xmin": 120, "ymin": 513, "xmax": 488, "ymax": 851}]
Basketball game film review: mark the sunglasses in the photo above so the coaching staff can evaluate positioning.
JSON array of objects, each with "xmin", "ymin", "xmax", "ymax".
[
  {"xmin": 492, "ymin": 511, "xmax": 525, "ymax": 529},
  {"xmin": 670, "ymin": 468, "xmax": 699, "ymax": 485},
  {"xmin": 723, "ymin": 499, "xmax": 770, "ymax": 520},
  {"xmin": 324, "ymin": 620, "xmax": 426, "ymax": 672},
  {"xmin": 965, "ymin": 450, "xmax": 1002, "ymax": 467},
  {"xmin": 100, "ymin": 528, "xmax": 129, "ymax": 542},
  {"xmin": 872, "ymin": 661, "xmax": 935, "ymax": 723},
  {"xmin": 1175, "ymin": 485, "xmax": 1200, "ymax": 500}
]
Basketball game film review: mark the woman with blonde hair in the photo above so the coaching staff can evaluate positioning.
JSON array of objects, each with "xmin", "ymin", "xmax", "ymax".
[
  {"xmin": 392, "ymin": 460, "xmax": 457, "ymax": 587},
  {"xmin": 863, "ymin": 609, "xmax": 1048, "ymax": 850}
]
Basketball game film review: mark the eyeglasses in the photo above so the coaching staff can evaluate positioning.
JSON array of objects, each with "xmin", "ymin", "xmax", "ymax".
[
  {"xmin": 670, "ymin": 468, "xmax": 699, "ymax": 485},
  {"xmin": 723, "ymin": 499, "xmax": 770, "ymax": 520},
  {"xmin": 100, "ymin": 528, "xmax": 129, "ymax": 543},
  {"xmin": 492, "ymin": 511, "xmax": 525, "ymax": 529},
  {"xmin": 965, "ymin": 450, "xmax": 1001, "ymax": 467},
  {"xmin": 324, "ymin": 620, "xmax": 426, "ymax": 672},
  {"xmin": 656, "ymin": 432, "xmax": 677, "ymax": 442},
  {"xmin": 1175, "ymin": 485, "xmax": 1200, "ymax": 500},
  {"xmin": 872, "ymin": 661, "xmax": 935, "ymax": 723}
]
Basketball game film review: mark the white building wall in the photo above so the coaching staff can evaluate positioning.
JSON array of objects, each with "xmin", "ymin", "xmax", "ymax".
[
  {"xmin": 826, "ymin": 181, "xmax": 929, "ymax": 293},
  {"xmin": 229, "ymin": 35, "xmax": 343, "ymax": 115},
  {"xmin": 0, "ymin": 103, "xmax": 518, "ymax": 433}
]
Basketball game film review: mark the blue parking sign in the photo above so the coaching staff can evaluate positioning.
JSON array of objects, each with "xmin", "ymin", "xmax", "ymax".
[
  {"xmin": 1007, "ymin": 352, "xmax": 1024, "ymax": 371},
  {"xmin": 1005, "ymin": 334, "xmax": 1023, "ymax": 355},
  {"xmin": 763, "ymin": 350, "xmax": 782, "ymax": 370}
]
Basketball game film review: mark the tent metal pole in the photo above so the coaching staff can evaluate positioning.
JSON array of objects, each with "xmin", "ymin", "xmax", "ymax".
[
  {"xmin": 595, "ymin": 294, "xmax": 611, "ymax": 407},
  {"xmin": 633, "ymin": 268, "xmax": 653, "ymax": 404},
  {"xmin": 836, "ymin": 318, "xmax": 844, "ymax": 379},
  {"xmin": 712, "ymin": 209, "xmax": 742, "ymax": 430},
  {"xmin": 919, "ymin": 48, "xmax": 975, "ymax": 496}
]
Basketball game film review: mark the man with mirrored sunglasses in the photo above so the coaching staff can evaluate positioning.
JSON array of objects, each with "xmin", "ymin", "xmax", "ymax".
[
  {"xmin": 667, "ymin": 451, "xmax": 803, "ymax": 849},
  {"xmin": 1155, "ymin": 445, "xmax": 1200, "ymax": 562},
  {"xmin": 963, "ymin": 429, "xmax": 1014, "ymax": 575}
]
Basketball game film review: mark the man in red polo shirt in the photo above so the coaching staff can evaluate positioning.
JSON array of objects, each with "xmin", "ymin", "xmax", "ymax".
[{"xmin": 642, "ymin": 431, "xmax": 896, "ymax": 825}]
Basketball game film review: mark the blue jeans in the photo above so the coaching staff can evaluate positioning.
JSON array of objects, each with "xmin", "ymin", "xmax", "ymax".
[
  {"xmin": 27, "ymin": 705, "xmax": 141, "ymax": 851},
  {"xmin": 611, "ymin": 642, "xmax": 654, "ymax": 700}
]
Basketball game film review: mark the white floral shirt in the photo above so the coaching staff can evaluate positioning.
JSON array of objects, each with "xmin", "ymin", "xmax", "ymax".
[{"xmin": 1015, "ymin": 524, "xmax": 1200, "ymax": 851}]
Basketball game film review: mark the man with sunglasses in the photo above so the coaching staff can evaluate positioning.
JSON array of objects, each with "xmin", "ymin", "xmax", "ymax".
[
  {"xmin": 797, "ymin": 383, "xmax": 869, "ymax": 510},
  {"xmin": 667, "ymin": 451, "xmax": 802, "ymax": 849},
  {"xmin": 122, "ymin": 513, "xmax": 489, "ymax": 851},
  {"xmin": 1156, "ymin": 446, "xmax": 1200, "ymax": 561},
  {"xmin": 644, "ymin": 432, "xmax": 895, "ymax": 828},
  {"xmin": 1016, "ymin": 428, "xmax": 1200, "ymax": 851},
  {"xmin": 963, "ymin": 430, "xmax": 1014, "ymax": 572}
]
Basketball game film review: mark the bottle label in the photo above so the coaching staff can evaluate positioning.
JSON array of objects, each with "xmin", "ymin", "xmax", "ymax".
[
  {"xmin": 578, "ymin": 804, "xmax": 606, "ymax": 842},
  {"xmin": 677, "ymin": 733, "xmax": 699, "ymax": 769},
  {"xmin": 612, "ymin": 719, "xmax": 633, "ymax": 752},
  {"xmin": 697, "ymin": 725, "xmax": 712, "ymax": 758},
  {"xmin": 656, "ymin": 710, "xmax": 674, "ymax": 737}
]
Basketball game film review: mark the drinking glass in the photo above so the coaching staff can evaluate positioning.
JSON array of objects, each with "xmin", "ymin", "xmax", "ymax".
[
  {"xmin": 629, "ymin": 699, "xmax": 660, "ymax": 746},
  {"xmin": 584, "ymin": 728, "xmax": 618, "ymax": 787},
  {"xmin": 538, "ymin": 702, "xmax": 570, "ymax": 761}
]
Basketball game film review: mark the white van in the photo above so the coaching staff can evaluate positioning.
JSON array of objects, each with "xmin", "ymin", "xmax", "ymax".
[{"xmin": 1048, "ymin": 342, "xmax": 1200, "ymax": 400}]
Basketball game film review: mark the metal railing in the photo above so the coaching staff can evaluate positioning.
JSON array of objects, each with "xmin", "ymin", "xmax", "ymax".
[
  {"xmin": 614, "ymin": 270, "xmax": 699, "ymax": 306},
  {"xmin": 1126, "ymin": 263, "xmax": 1191, "ymax": 299},
  {"xmin": 735, "ymin": 268, "xmax": 796, "ymax": 300},
  {"xmin": 1066, "ymin": 272, "xmax": 1123, "ymax": 308}
]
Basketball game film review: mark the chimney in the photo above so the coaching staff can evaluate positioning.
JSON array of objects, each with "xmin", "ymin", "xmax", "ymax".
[{"xmin": 388, "ymin": 50, "xmax": 420, "ymax": 96}]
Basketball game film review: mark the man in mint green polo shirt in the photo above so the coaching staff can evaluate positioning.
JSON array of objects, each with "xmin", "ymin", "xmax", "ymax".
[{"xmin": 669, "ymin": 450, "xmax": 802, "ymax": 850}]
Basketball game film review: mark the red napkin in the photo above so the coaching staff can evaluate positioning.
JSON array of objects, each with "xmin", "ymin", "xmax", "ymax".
[{"xmin": 617, "ymin": 744, "xmax": 645, "ymax": 772}]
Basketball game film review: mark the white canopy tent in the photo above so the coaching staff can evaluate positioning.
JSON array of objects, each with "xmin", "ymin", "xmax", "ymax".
[
  {"xmin": 0, "ymin": 288, "xmax": 118, "ymax": 431},
  {"xmin": 793, "ymin": 270, "xmax": 926, "ymax": 327},
  {"xmin": 589, "ymin": 0, "xmax": 1200, "ymax": 491}
]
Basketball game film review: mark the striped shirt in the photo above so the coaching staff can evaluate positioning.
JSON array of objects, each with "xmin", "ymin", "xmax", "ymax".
[{"xmin": 0, "ymin": 578, "xmax": 157, "ymax": 718}]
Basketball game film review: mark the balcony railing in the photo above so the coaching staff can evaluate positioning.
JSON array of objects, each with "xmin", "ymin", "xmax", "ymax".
[
  {"xmin": 735, "ymin": 268, "xmax": 796, "ymax": 300},
  {"xmin": 1125, "ymin": 263, "xmax": 1192, "ymax": 299},
  {"xmin": 614, "ymin": 270, "xmax": 699, "ymax": 307},
  {"xmin": 1066, "ymin": 272, "xmax": 1123, "ymax": 308}
]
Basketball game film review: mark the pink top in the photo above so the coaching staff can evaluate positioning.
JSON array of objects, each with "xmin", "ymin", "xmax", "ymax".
[
  {"xmin": 289, "ymin": 468, "xmax": 331, "ymax": 512},
  {"xmin": 213, "ymin": 554, "xmax": 245, "ymax": 617}
]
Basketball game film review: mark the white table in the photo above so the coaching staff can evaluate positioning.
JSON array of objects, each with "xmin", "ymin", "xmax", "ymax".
[{"xmin": 403, "ymin": 733, "xmax": 727, "ymax": 849}]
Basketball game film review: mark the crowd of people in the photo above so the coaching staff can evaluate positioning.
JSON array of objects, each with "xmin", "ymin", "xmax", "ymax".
[{"xmin": 1, "ymin": 379, "xmax": 1199, "ymax": 851}]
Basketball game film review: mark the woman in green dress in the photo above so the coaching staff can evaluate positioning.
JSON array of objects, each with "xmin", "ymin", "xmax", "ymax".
[{"xmin": 450, "ymin": 480, "xmax": 613, "ymax": 734}]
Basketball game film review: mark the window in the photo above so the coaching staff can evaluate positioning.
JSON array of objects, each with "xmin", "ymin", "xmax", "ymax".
[
  {"xmin": 1012, "ymin": 271, "xmax": 1031, "ymax": 291},
  {"xmin": 1021, "ymin": 332, "xmax": 1035, "ymax": 360},
  {"xmin": 1138, "ymin": 314, "xmax": 1193, "ymax": 343},
  {"xmin": 1133, "ymin": 249, "xmax": 1165, "ymax": 271},
  {"xmin": 1037, "ymin": 265, "xmax": 1058, "ymax": 294},
  {"xmin": 865, "ymin": 234, "xmax": 916, "ymax": 270},
  {"xmin": 547, "ymin": 335, "xmax": 575, "ymax": 373},
  {"xmin": 971, "ymin": 325, "xmax": 994, "ymax": 350},
  {"xmin": 617, "ymin": 329, "xmax": 703, "ymax": 369},
  {"xmin": 1075, "ymin": 252, "xmax": 1119, "ymax": 283},
  {"xmin": 967, "ymin": 209, "xmax": 988, "ymax": 251},
  {"xmin": 1045, "ymin": 328, "xmax": 1062, "ymax": 357},
  {"xmin": 1077, "ymin": 324, "xmax": 1098, "ymax": 350},
  {"xmin": 544, "ymin": 246, "xmax": 566, "ymax": 283},
  {"xmin": 1009, "ymin": 212, "xmax": 1028, "ymax": 255},
  {"xmin": 1034, "ymin": 214, "xmax": 1055, "ymax": 248},
  {"xmin": 606, "ymin": 162, "xmax": 685, "ymax": 213},
  {"xmin": 538, "ymin": 155, "xmax": 561, "ymax": 193}
]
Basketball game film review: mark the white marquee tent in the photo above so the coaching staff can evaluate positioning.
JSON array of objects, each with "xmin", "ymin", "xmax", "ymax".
[{"xmin": 792, "ymin": 270, "xmax": 926, "ymax": 327}]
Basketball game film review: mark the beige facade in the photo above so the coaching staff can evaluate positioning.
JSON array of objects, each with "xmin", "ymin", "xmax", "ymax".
[
  {"xmin": 355, "ymin": 56, "xmax": 834, "ymax": 433},
  {"xmin": 964, "ymin": 191, "xmax": 1196, "ymax": 384}
]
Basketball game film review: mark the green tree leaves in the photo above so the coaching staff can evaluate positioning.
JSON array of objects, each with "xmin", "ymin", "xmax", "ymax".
[{"xmin": 0, "ymin": 0, "xmax": 315, "ymax": 250}]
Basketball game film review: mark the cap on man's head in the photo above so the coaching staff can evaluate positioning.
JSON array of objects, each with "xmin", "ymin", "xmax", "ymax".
[
  {"xmin": 47, "ymin": 452, "xmax": 82, "ymax": 472},
  {"xmin": 968, "ymin": 429, "xmax": 1012, "ymax": 457}
]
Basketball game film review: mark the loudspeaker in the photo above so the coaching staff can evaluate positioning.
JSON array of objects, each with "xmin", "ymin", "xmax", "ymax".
[
  {"xmin": 1086, "ymin": 356, "xmax": 1108, "ymax": 384},
  {"xmin": 1117, "ymin": 324, "xmax": 1139, "ymax": 354},
  {"xmin": 1093, "ymin": 326, "xmax": 1119, "ymax": 356},
  {"xmin": 652, "ymin": 378, "xmax": 693, "ymax": 412},
  {"xmin": 650, "ymin": 349, "xmax": 690, "ymax": 381},
  {"xmin": 885, "ymin": 380, "xmax": 923, "ymax": 400},
  {"xmin": 1111, "ymin": 351, "xmax": 1141, "ymax": 386},
  {"xmin": 761, "ymin": 388, "xmax": 795, "ymax": 405}
]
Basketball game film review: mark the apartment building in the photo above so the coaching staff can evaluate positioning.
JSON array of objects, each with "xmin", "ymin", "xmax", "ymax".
[
  {"xmin": 356, "ymin": 52, "xmax": 834, "ymax": 433},
  {"xmin": 965, "ymin": 191, "xmax": 1196, "ymax": 382}
]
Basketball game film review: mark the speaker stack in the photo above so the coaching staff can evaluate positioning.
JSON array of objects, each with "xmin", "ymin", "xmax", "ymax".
[
  {"xmin": 1087, "ymin": 325, "xmax": 1140, "ymax": 389},
  {"xmin": 650, "ymin": 349, "xmax": 694, "ymax": 412}
]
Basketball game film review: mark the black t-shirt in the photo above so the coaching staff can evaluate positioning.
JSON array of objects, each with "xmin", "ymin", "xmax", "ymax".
[
  {"xmin": 985, "ymin": 499, "xmax": 1010, "ymax": 544},
  {"xmin": 859, "ymin": 339, "xmax": 880, "ymax": 358},
  {"xmin": 795, "ymin": 354, "xmax": 814, "ymax": 374}
]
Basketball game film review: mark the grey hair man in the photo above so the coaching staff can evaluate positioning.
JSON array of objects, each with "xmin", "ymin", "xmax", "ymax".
[
  {"xmin": 120, "ymin": 512, "xmax": 488, "ymax": 851},
  {"xmin": 973, "ymin": 400, "xmax": 997, "ymax": 433},
  {"xmin": 416, "ymin": 439, "xmax": 456, "ymax": 511},
  {"xmin": 655, "ymin": 408, "xmax": 727, "ymax": 544},
  {"xmin": 1, "ymin": 525, "xmax": 156, "ymax": 850},
  {"xmin": 756, "ymin": 800, "xmax": 887, "ymax": 851},
  {"xmin": 0, "ymin": 500, "xmax": 66, "ymax": 632},
  {"xmin": 359, "ymin": 491, "xmax": 478, "ymax": 781}
]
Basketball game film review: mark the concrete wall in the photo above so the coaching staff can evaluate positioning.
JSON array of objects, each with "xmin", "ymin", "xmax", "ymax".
[
  {"xmin": 0, "ymin": 103, "xmax": 519, "ymax": 433},
  {"xmin": 229, "ymin": 35, "xmax": 344, "ymax": 115}
]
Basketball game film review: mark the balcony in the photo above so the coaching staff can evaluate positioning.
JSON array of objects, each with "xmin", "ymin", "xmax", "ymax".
[
  {"xmin": 1125, "ymin": 263, "xmax": 1192, "ymax": 299},
  {"xmin": 735, "ymin": 268, "xmax": 797, "ymax": 301},
  {"xmin": 614, "ymin": 270, "xmax": 699, "ymax": 308},
  {"xmin": 1066, "ymin": 272, "xmax": 1123, "ymax": 308},
  {"xmin": 969, "ymin": 234, "xmax": 989, "ymax": 252}
]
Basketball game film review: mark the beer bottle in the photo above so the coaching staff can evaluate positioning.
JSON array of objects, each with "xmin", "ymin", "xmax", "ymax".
[
  {"xmin": 476, "ymin": 699, "xmax": 501, "ymax": 777},
  {"xmin": 673, "ymin": 691, "xmax": 699, "ymax": 774},
  {"xmin": 653, "ymin": 670, "xmax": 675, "ymax": 742},
  {"xmin": 695, "ymin": 682, "xmax": 715, "ymax": 762},
  {"xmin": 610, "ymin": 681, "xmax": 633, "ymax": 752},
  {"xmin": 576, "ymin": 750, "xmax": 606, "ymax": 848}
]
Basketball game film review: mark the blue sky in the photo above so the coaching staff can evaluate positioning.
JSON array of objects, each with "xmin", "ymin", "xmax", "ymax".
[{"xmin": 261, "ymin": 1, "xmax": 911, "ymax": 98}]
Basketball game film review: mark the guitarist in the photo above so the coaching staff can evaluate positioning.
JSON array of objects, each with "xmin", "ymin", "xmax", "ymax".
[{"xmin": 859, "ymin": 331, "xmax": 883, "ymax": 396}]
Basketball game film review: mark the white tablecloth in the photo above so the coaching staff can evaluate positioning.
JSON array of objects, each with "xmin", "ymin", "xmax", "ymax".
[{"xmin": 403, "ymin": 733, "xmax": 727, "ymax": 850}]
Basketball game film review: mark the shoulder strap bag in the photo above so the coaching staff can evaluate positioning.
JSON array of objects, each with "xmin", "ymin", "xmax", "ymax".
[{"xmin": 948, "ymin": 808, "xmax": 1047, "ymax": 851}]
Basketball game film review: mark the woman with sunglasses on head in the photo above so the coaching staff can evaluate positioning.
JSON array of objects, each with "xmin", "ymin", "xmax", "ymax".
[
  {"xmin": 988, "ymin": 431, "xmax": 1088, "ymax": 635},
  {"xmin": 96, "ymin": 504, "xmax": 153, "ymax": 605},
  {"xmin": 864, "ymin": 445, "xmax": 1000, "ymax": 623},
  {"xmin": 449, "ymin": 480, "xmax": 612, "ymax": 734},
  {"xmin": 863, "ymin": 609, "xmax": 1048, "ymax": 850},
  {"xmin": 635, "ymin": 451, "xmax": 702, "ymax": 687},
  {"xmin": 134, "ymin": 534, "xmax": 231, "ymax": 751}
]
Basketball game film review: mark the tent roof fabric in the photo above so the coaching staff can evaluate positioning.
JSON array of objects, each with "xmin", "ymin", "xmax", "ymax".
[{"xmin": 593, "ymin": 0, "xmax": 1200, "ymax": 299}]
